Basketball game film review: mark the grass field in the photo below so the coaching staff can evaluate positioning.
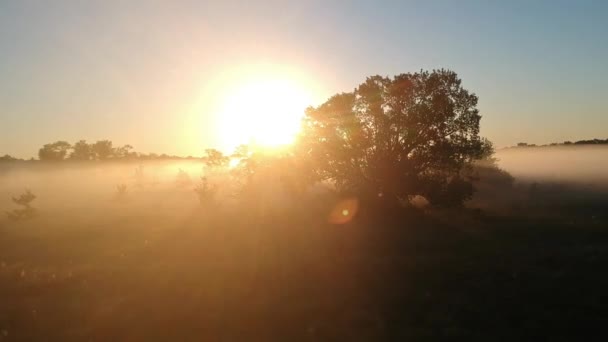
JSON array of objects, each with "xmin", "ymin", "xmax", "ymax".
[{"xmin": 1, "ymin": 155, "xmax": 608, "ymax": 341}]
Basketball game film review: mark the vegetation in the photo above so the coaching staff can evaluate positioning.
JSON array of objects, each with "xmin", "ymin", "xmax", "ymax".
[
  {"xmin": 114, "ymin": 184, "xmax": 128, "ymax": 201},
  {"xmin": 5, "ymin": 190, "xmax": 37, "ymax": 220},
  {"xmin": 33, "ymin": 139, "xmax": 187, "ymax": 161},
  {"xmin": 0, "ymin": 167, "xmax": 606, "ymax": 340},
  {"xmin": 512, "ymin": 138, "xmax": 608, "ymax": 148},
  {"xmin": 194, "ymin": 176, "xmax": 217, "ymax": 206},
  {"xmin": 299, "ymin": 70, "xmax": 485, "ymax": 207},
  {"xmin": 1, "ymin": 69, "xmax": 608, "ymax": 340},
  {"xmin": 0, "ymin": 154, "xmax": 21, "ymax": 162}
]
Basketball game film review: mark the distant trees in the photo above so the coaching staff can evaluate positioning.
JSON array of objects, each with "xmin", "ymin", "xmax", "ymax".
[
  {"xmin": 511, "ymin": 138, "xmax": 608, "ymax": 148},
  {"xmin": 6, "ymin": 189, "xmax": 37, "ymax": 220},
  {"xmin": 298, "ymin": 69, "xmax": 486, "ymax": 207},
  {"xmin": 0, "ymin": 154, "xmax": 20, "ymax": 162},
  {"xmin": 92, "ymin": 140, "xmax": 114, "ymax": 160},
  {"xmin": 113, "ymin": 144, "xmax": 134, "ymax": 159},
  {"xmin": 38, "ymin": 141, "xmax": 72, "ymax": 161},
  {"xmin": 35, "ymin": 140, "xmax": 152, "ymax": 161},
  {"xmin": 573, "ymin": 138, "xmax": 608, "ymax": 145},
  {"xmin": 70, "ymin": 140, "xmax": 94, "ymax": 160}
]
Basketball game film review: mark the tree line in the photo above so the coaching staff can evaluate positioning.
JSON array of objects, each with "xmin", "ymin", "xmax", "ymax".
[
  {"xmin": 514, "ymin": 138, "xmax": 608, "ymax": 148},
  {"xmin": 34, "ymin": 140, "xmax": 196, "ymax": 161}
]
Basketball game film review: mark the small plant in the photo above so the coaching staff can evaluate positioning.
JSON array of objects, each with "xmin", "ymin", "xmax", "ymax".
[
  {"xmin": 6, "ymin": 189, "xmax": 37, "ymax": 221},
  {"xmin": 194, "ymin": 176, "xmax": 217, "ymax": 206},
  {"xmin": 114, "ymin": 183, "xmax": 128, "ymax": 201},
  {"xmin": 133, "ymin": 164, "xmax": 145, "ymax": 189}
]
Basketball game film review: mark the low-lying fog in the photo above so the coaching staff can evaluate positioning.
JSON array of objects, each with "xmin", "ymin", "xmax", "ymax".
[
  {"xmin": 496, "ymin": 146, "xmax": 608, "ymax": 186},
  {"xmin": 0, "ymin": 161, "xmax": 209, "ymax": 215},
  {"xmin": 1, "ymin": 145, "xmax": 607, "ymax": 217}
]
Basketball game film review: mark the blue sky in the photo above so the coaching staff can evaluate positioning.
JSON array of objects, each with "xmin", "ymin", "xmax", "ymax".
[{"xmin": 1, "ymin": 0, "xmax": 607, "ymax": 158}]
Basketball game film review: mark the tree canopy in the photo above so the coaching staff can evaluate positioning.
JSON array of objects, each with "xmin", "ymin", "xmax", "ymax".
[
  {"xmin": 298, "ymin": 69, "xmax": 485, "ymax": 206},
  {"xmin": 38, "ymin": 141, "xmax": 72, "ymax": 161}
]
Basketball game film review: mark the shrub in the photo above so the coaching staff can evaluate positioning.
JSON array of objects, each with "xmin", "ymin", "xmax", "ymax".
[
  {"xmin": 133, "ymin": 164, "xmax": 145, "ymax": 189},
  {"xmin": 194, "ymin": 176, "xmax": 217, "ymax": 206},
  {"xmin": 6, "ymin": 190, "xmax": 37, "ymax": 220},
  {"xmin": 114, "ymin": 184, "xmax": 128, "ymax": 201}
]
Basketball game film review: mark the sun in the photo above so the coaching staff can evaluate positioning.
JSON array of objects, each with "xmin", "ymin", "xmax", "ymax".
[{"xmin": 216, "ymin": 76, "xmax": 314, "ymax": 151}]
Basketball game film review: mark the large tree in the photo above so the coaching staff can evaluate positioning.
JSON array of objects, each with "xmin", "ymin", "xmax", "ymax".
[{"xmin": 299, "ymin": 69, "xmax": 485, "ymax": 206}]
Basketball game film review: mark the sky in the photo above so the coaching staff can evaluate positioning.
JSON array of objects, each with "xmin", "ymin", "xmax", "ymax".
[{"xmin": 1, "ymin": 0, "xmax": 607, "ymax": 158}]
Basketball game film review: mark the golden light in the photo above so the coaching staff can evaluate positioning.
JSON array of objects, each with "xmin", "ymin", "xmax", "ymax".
[
  {"xmin": 328, "ymin": 198, "xmax": 359, "ymax": 224},
  {"xmin": 216, "ymin": 75, "xmax": 314, "ymax": 151}
]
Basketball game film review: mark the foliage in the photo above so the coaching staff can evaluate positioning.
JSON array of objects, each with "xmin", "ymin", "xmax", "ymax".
[
  {"xmin": 478, "ymin": 137, "xmax": 497, "ymax": 164},
  {"xmin": 6, "ymin": 189, "xmax": 37, "ymax": 220},
  {"xmin": 194, "ymin": 176, "xmax": 217, "ymax": 206},
  {"xmin": 70, "ymin": 140, "xmax": 94, "ymax": 160},
  {"xmin": 92, "ymin": 140, "xmax": 114, "ymax": 160},
  {"xmin": 38, "ymin": 141, "xmax": 72, "ymax": 161},
  {"xmin": 202, "ymin": 149, "xmax": 230, "ymax": 168},
  {"xmin": 114, "ymin": 184, "xmax": 128, "ymax": 201},
  {"xmin": 510, "ymin": 138, "xmax": 608, "ymax": 148},
  {"xmin": 0, "ymin": 154, "xmax": 20, "ymax": 162},
  {"xmin": 299, "ymin": 69, "xmax": 484, "ymax": 207},
  {"xmin": 113, "ymin": 144, "xmax": 134, "ymax": 159},
  {"xmin": 133, "ymin": 165, "xmax": 145, "ymax": 189}
]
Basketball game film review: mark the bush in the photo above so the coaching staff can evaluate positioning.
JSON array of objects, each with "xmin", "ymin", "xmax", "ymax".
[
  {"xmin": 6, "ymin": 190, "xmax": 37, "ymax": 221},
  {"xmin": 133, "ymin": 165, "xmax": 145, "ymax": 189},
  {"xmin": 114, "ymin": 184, "xmax": 128, "ymax": 201},
  {"xmin": 194, "ymin": 177, "xmax": 217, "ymax": 206}
]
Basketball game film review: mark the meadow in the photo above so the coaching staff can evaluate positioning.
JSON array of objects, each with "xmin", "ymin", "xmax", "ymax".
[{"xmin": 1, "ymin": 147, "xmax": 607, "ymax": 341}]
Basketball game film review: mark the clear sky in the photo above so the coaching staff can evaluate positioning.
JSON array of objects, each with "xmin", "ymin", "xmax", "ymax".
[{"xmin": 1, "ymin": 0, "xmax": 607, "ymax": 158}]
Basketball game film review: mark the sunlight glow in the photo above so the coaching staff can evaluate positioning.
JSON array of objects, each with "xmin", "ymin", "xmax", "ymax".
[{"xmin": 216, "ymin": 75, "xmax": 314, "ymax": 151}]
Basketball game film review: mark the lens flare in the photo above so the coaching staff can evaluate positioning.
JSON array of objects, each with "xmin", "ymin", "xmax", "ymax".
[{"xmin": 328, "ymin": 198, "xmax": 359, "ymax": 224}]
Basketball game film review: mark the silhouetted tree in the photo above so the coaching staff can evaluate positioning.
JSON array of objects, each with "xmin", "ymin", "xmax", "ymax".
[
  {"xmin": 38, "ymin": 141, "xmax": 72, "ymax": 161},
  {"xmin": 298, "ymin": 69, "xmax": 485, "ymax": 207},
  {"xmin": 202, "ymin": 149, "xmax": 229, "ymax": 168},
  {"xmin": 70, "ymin": 140, "xmax": 93, "ymax": 160},
  {"xmin": 478, "ymin": 138, "xmax": 497, "ymax": 163},
  {"xmin": 92, "ymin": 140, "xmax": 114, "ymax": 160},
  {"xmin": 574, "ymin": 138, "xmax": 608, "ymax": 145},
  {"xmin": 194, "ymin": 176, "xmax": 217, "ymax": 206},
  {"xmin": 114, "ymin": 144, "xmax": 134, "ymax": 159},
  {"xmin": 114, "ymin": 184, "xmax": 128, "ymax": 201},
  {"xmin": 6, "ymin": 189, "xmax": 37, "ymax": 220},
  {"xmin": 0, "ymin": 154, "xmax": 19, "ymax": 162}
]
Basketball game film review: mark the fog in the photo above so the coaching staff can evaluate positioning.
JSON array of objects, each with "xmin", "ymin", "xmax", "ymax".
[
  {"xmin": 0, "ymin": 161, "xmax": 212, "ymax": 220},
  {"xmin": 2, "ymin": 145, "xmax": 608, "ymax": 218},
  {"xmin": 496, "ymin": 145, "xmax": 608, "ymax": 187},
  {"xmin": 1, "ymin": 148, "xmax": 608, "ymax": 340}
]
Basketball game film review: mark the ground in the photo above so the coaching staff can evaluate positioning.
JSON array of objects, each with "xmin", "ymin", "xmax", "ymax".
[{"xmin": 1, "ymin": 202, "xmax": 607, "ymax": 341}]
